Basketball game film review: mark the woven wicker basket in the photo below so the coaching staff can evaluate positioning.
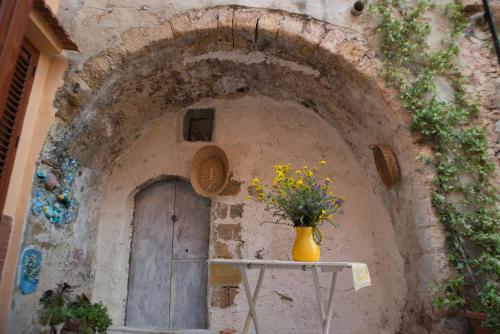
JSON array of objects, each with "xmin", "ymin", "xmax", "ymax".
[
  {"xmin": 371, "ymin": 145, "xmax": 400, "ymax": 188},
  {"xmin": 190, "ymin": 145, "xmax": 230, "ymax": 197}
]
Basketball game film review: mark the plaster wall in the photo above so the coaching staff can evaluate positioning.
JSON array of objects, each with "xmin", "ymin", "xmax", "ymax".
[
  {"xmin": 94, "ymin": 95, "xmax": 406, "ymax": 333},
  {"xmin": 0, "ymin": 54, "xmax": 67, "ymax": 331}
]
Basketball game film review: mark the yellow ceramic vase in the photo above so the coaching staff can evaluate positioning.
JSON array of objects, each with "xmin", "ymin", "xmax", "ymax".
[{"xmin": 292, "ymin": 227, "xmax": 320, "ymax": 262}]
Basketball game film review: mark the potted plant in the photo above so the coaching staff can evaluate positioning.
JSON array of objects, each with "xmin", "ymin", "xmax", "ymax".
[
  {"xmin": 248, "ymin": 161, "xmax": 344, "ymax": 261},
  {"xmin": 464, "ymin": 283, "xmax": 499, "ymax": 334},
  {"xmin": 39, "ymin": 283, "xmax": 112, "ymax": 334},
  {"xmin": 432, "ymin": 264, "xmax": 499, "ymax": 333}
]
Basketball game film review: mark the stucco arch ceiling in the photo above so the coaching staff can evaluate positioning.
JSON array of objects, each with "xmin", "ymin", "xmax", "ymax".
[{"xmin": 46, "ymin": 5, "xmax": 450, "ymax": 332}]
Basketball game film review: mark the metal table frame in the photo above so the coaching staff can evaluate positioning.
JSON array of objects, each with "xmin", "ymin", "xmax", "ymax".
[{"xmin": 208, "ymin": 259, "xmax": 356, "ymax": 334}]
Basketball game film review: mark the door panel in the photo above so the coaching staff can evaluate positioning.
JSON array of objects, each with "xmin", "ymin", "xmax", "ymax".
[
  {"xmin": 126, "ymin": 179, "xmax": 210, "ymax": 329},
  {"xmin": 173, "ymin": 181, "xmax": 210, "ymax": 260},
  {"xmin": 170, "ymin": 260, "xmax": 208, "ymax": 329},
  {"xmin": 126, "ymin": 182, "xmax": 175, "ymax": 328}
]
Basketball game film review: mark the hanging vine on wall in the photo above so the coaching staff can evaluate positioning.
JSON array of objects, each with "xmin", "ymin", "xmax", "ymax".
[{"xmin": 371, "ymin": 0, "xmax": 499, "ymax": 331}]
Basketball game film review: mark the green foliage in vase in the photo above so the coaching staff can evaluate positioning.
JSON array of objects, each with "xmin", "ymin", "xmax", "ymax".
[
  {"xmin": 371, "ymin": 1, "xmax": 499, "ymax": 331},
  {"xmin": 39, "ymin": 283, "xmax": 112, "ymax": 334},
  {"xmin": 248, "ymin": 161, "xmax": 345, "ymax": 244}
]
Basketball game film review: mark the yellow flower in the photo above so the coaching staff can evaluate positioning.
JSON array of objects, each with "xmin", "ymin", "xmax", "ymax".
[
  {"xmin": 246, "ymin": 195, "xmax": 252, "ymax": 200},
  {"xmin": 296, "ymin": 179, "xmax": 304, "ymax": 187},
  {"xmin": 306, "ymin": 170, "xmax": 313, "ymax": 177},
  {"xmin": 325, "ymin": 177, "xmax": 331, "ymax": 183},
  {"xmin": 295, "ymin": 170, "xmax": 302, "ymax": 175},
  {"xmin": 302, "ymin": 165, "xmax": 309, "ymax": 170},
  {"xmin": 319, "ymin": 160, "xmax": 327, "ymax": 165},
  {"xmin": 252, "ymin": 178, "xmax": 260, "ymax": 186}
]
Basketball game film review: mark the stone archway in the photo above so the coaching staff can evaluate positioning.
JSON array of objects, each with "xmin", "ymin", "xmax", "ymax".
[{"xmin": 14, "ymin": 5, "xmax": 454, "ymax": 334}]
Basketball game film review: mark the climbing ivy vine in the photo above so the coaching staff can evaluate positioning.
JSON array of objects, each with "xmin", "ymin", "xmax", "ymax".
[{"xmin": 371, "ymin": 1, "xmax": 499, "ymax": 331}]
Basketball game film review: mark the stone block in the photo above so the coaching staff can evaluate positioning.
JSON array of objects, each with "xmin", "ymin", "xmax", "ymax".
[
  {"xmin": 121, "ymin": 22, "xmax": 173, "ymax": 54},
  {"xmin": 215, "ymin": 6, "xmax": 235, "ymax": 51},
  {"xmin": 337, "ymin": 36, "xmax": 368, "ymax": 65},
  {"xmin": 356, "ymin": 52, "xmax": 382, "ymax": 82},
  {"xmin": 229, "ymin": 204, "xmax": 244, "ymax": 219},
  {"xmin": 277, "ymin": 15, "xmax": 304, "ymax": 42},
  {"xmin": 216, "ymin": 223, "xmax": 242, "ymax": 241},
  {"xmin": 169, "ymin": 9, "xmax": 216, "ymax": 38},
  {"xmin": 233, "ymin": 8, "xmax": 266, "ymax": 50},
  {"xmin": 210, "ymin": 286, "xmax": 239, "ymax": 308},
  {"xmin": 213, "ymin": 241, "xmax": 232, "ymax": 259},
  {"xmin": 63, "ymin": 77, "xmax": 92, "ymax": 118},
  {"xmin": 81, "ymin": 47, "xmax": 123, "ymax": 90},
  {"xmin": 213, "ymin": 203, "xmax": 228, "ymax": 220},
  {"xmin": 209, "ymin": 264, "xmax": 241, "ymax": 286},
  {"xmin": 317, "ymin": 27, "xmax": 348, "ymax": 57},
  {"xmin": 301, "ymin": 19, "xmax": 326, "ymax": 48},
  {"xmin": 169, "ymin": 8, "xmax": 219, "ymax": 52},
  {"xmin": 255, "ymin": 11, "xmax": 284, "ymax": 51}
]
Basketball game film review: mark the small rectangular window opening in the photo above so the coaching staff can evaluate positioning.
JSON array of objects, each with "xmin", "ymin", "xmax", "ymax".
[{"xmin": 183, "ymin": 108, "xmax": 215, "ymax": 142}]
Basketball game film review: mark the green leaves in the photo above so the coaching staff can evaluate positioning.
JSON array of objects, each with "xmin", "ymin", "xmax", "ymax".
[
  {"xmin": 372, "ymin": 1, "xmax": 499, "ymax": 330},
  {"xmin": 39, "ymin": 283, "xmax": 112, "ymax": 333},
  {"xmin": 478, "ymin": 282, "xmax": 500, "ymax": 331}
]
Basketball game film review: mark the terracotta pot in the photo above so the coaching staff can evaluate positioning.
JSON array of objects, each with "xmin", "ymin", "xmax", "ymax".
[
  {"xmin": 61, "ymin": 318, "xmax": 82, "ymax": 334},
  {"xmin": 465, "ymin": 311, "xmax": 493, "ymax": 334},
  {"xmin": 44, "ymin": 172, "xmax": 58, "ymax": 191}
]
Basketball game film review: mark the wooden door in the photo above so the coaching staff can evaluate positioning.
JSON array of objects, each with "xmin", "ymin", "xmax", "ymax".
[{"xmin": 126, "ymin": 180, "xmax": 210, "ymax": 329}]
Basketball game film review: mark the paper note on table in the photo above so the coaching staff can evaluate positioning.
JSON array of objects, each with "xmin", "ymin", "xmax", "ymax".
[{"xmin": 350, "ymin": 263, "xmax": 371, "ymax": 291}]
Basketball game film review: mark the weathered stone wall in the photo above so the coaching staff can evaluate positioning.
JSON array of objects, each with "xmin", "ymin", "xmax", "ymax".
[
  {"xmin": 93, "ymin": 96, "xmax": 406, "ymax": 333},
  {"xmin": 8, "ymin": 2, "xmax": 499, "ymax": 333}
]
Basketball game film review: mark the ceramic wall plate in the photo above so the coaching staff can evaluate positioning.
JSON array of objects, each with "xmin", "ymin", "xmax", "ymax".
[{"xmin": 19, "ymin": 247, "xmax": 42, "ymax": 294}]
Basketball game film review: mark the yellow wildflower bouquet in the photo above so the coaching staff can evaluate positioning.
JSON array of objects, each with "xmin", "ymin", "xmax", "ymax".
[{"xmin": 249, "ymin": 161, "xmax": 344, "ymax": 244}]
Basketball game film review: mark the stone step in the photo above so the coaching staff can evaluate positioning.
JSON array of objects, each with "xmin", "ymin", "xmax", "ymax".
[{"xmin": 108, "ymin": 326, "xmax": 221, "ymax": 334}]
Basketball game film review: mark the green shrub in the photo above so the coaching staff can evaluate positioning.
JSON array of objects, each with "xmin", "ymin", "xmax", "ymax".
[{"xmin": 39, "ymin": 283, "xmax": 112, "ymax": 334}]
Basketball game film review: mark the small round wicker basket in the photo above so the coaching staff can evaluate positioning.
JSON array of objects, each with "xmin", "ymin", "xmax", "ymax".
[
  {"xmin": 190, "ymin": 145, "xmax": 230, "ymax": 197},
  {"xmin": 371, "ymin": 144, "xmax": 400, "ymax": 188}
]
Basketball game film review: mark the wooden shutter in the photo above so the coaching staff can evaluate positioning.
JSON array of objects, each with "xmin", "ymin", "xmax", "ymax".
[{"xmin": 0, "ymin": 38, "xmax": 39, "ymax": 215}]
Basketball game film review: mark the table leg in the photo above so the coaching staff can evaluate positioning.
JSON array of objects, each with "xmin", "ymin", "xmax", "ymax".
[
  {"xmin": 242, "ymin": 268, "xmax": 266, "ymax": 334},
  {"xmin": 312, "ymin": 266, "xmax": 325, "ymax": 323},
  {"xmin": 323, "ymin": 272, "xmax": 338, "ymax": 334},
  {"xmin": 239, "ymin": 266, "xmax": 263, "ymax": 334}
]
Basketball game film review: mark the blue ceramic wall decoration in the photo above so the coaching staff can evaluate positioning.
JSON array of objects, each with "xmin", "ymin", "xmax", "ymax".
[
  {"xmin": 31, "ymin": 158, "xmax": 79, "ymax": 226},
  {"xmin": 19, "ymin": 247, "xmax": 42, "ymax": 294}
]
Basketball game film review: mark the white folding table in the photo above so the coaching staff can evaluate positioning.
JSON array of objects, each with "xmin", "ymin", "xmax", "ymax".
[{"xmin": 208, "ymin": 259, "xmax": 367, "ymax": 334}]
